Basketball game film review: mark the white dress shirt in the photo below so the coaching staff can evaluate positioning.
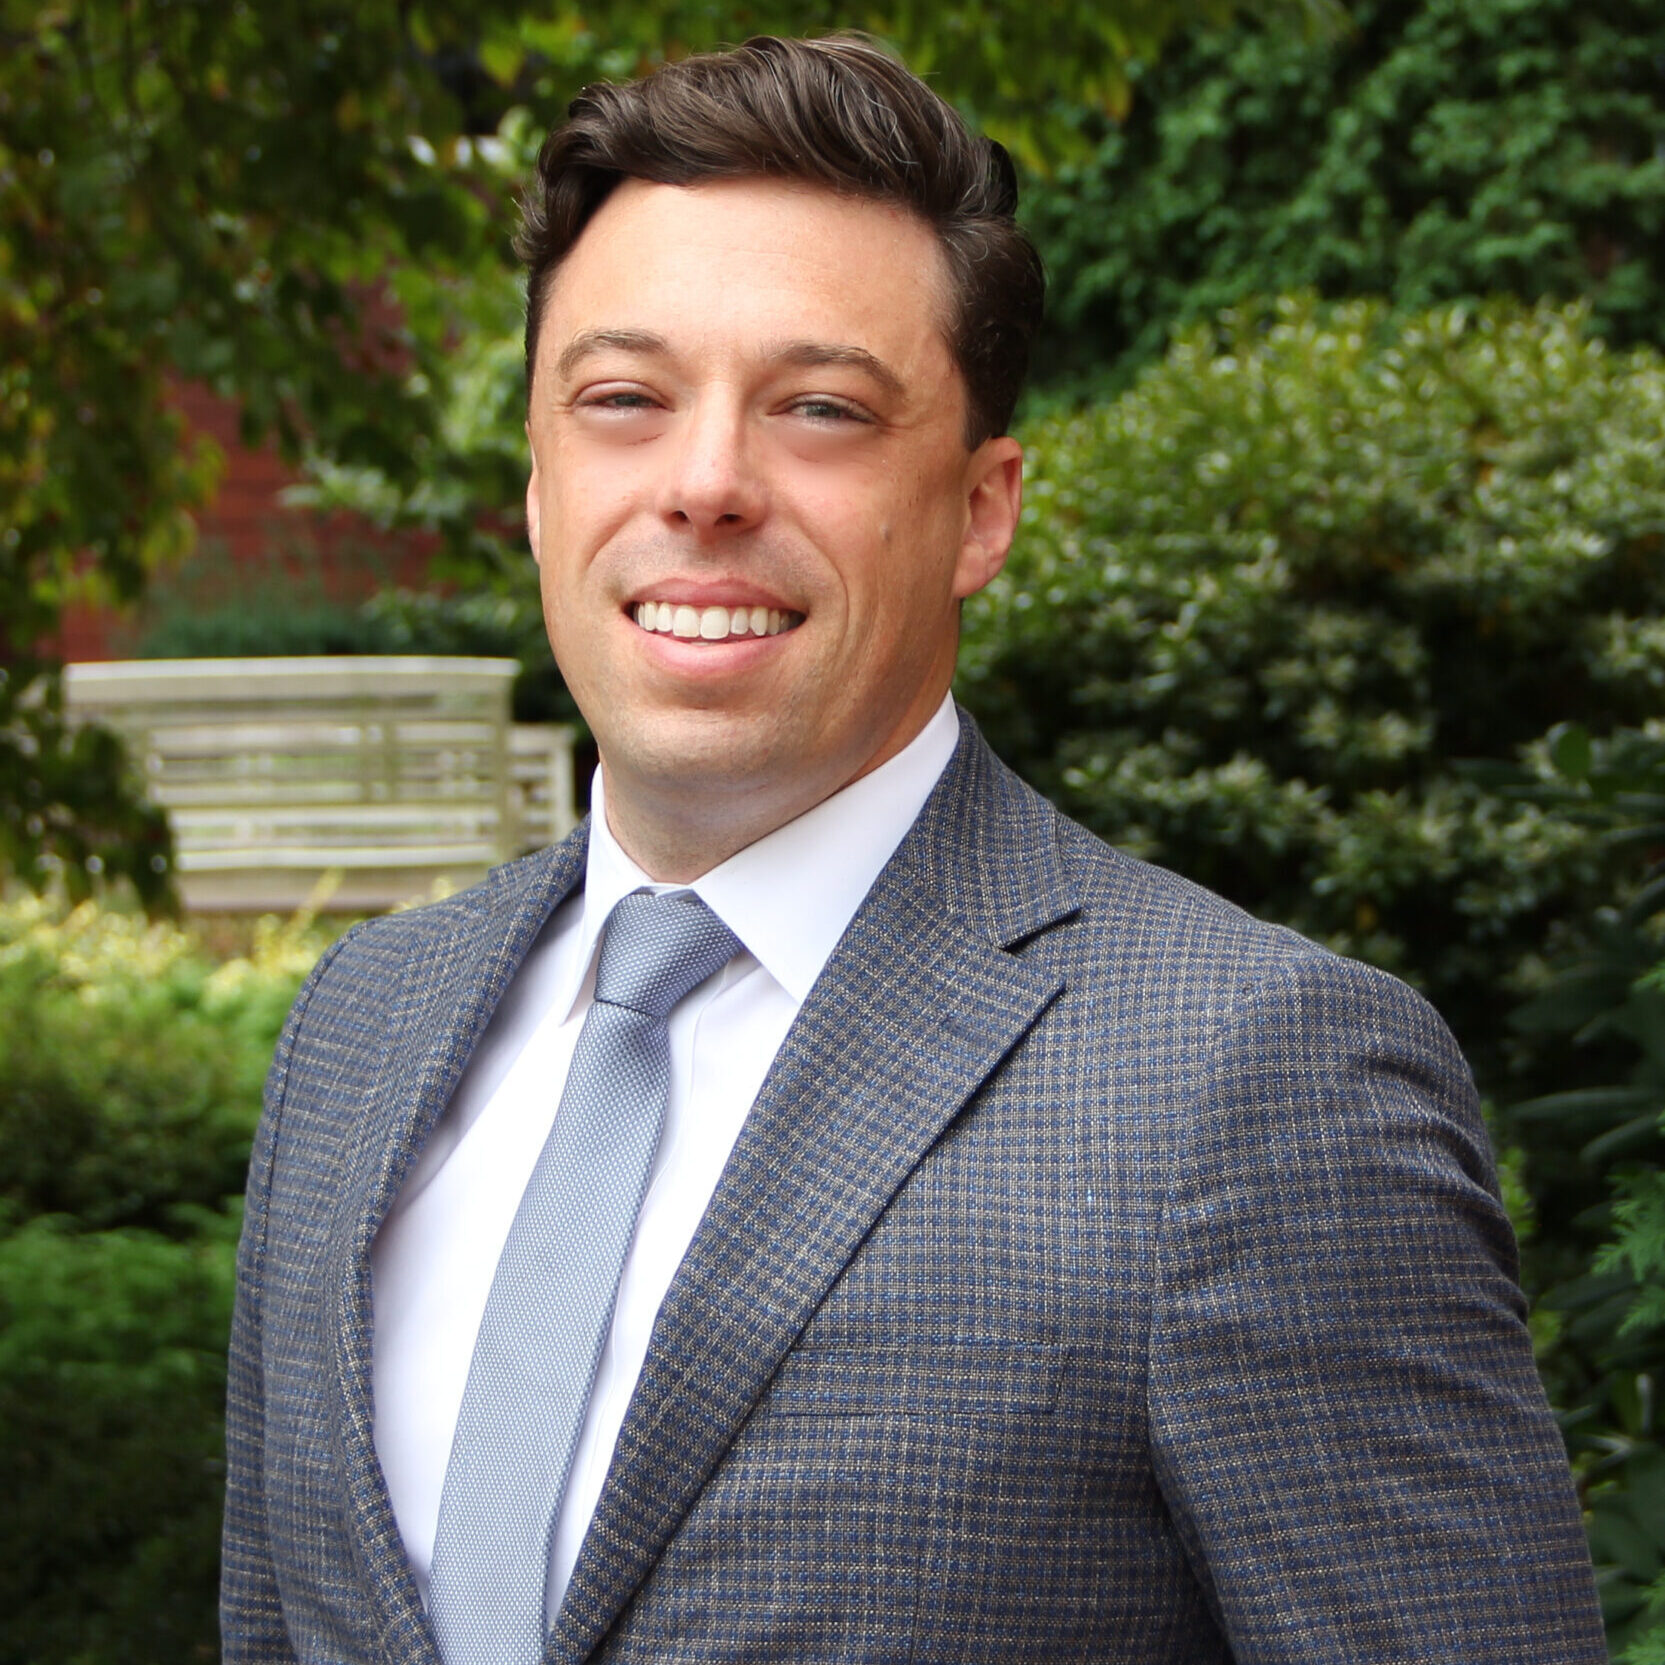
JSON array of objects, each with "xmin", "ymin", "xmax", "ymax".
[{"xmin": 371, "ymin": 692, "xmax": 960, "ymax": 1621}]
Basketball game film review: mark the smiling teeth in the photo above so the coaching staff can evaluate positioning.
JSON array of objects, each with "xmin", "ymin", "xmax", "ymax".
[{"xmin": 632, "ymin": 602, "xmax": 799, "ymax": 638}]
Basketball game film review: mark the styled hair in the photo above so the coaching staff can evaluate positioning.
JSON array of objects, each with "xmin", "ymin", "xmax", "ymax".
[{"xmin": 516, "ymin": 34, "xmax": 1045, "ymax": 446}]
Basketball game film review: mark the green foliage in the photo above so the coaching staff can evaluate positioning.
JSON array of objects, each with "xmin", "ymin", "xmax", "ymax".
[
  {"xmin": 1022, "ymin": 0, "xmax": 1665, "ymax": 394},
  {"xmin": 1626, "ymin": 1579, "xmax": 1665, "ymax": 1665},
  {"xmin": 136, "ymin": 593, "xmax": 399, "ymax": 661},
  {"xmin": 0, "ymin": 909, "xmax": 284, "ymax": 1233},
  {"xmin": 288, "ymin": 249, "xmax": 536, "ymax": 597},
  {"xmin": 131, "ymin": 567, "xmax": 573, "ymax": 723},
  {"xmin": 123, "ymin": 522, "xmax": 568, "ymax": 719},
  {"xmin": 1608, "ymin": 1148, "xmax": 1665, "ymax": 1341},
  {"xmin": 1499, "ymin": 730, "xmax": 1665, "ymax": 1659},
  {"xmin": 0, "ymin": 1215, "xmax": 236, "ymax": 1665},
  {"xmin": 0, "ymin": 665, "xmax": 174, "ymax": 908},
  {"xmin": 0, "ymin": 897, "xmax": 326, "ymax": 1662},
  {"xmin": 1506, "ymin": 726, "xmax": 1665, "ymax": 1199},
  {"xmin": 411, "ymin": 1, "xmax": 1334, "ymax": 162},
  {"xmin": 961, "ymin": 294, "xmax": 1665, "ymax": 1086}
]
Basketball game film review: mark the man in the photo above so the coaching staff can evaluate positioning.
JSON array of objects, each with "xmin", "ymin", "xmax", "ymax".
[{"xmin": 221, "ymin": 34, "xmax": 1607, "ymax": 1665}]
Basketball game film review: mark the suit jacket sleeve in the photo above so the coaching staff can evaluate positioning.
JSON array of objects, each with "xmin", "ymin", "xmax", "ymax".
[
  {"xmin": 1147, "ymin": 949, "xmax": 1606, "ymax": 1663},
  {"xmin": 220, "ymin": 930, "xmax": 361, "ymax": 1664}
]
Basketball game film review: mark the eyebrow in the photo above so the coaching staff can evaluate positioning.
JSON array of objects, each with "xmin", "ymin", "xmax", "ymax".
[
  {"xmin": 552, "ymin": 329, "xmax": 906, "ymax": 402},
  {"xmin": 768, "ymin": 340, "xmax": 906, "ymax": 401},
  {"xmin": 555, "ymin": 328, "xmax": 670, "ymax": 381}
]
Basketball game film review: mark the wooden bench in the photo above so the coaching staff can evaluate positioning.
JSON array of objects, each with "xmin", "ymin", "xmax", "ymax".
[{"xmin": 65, "ymin": 657, "xmax": 577, "ymax": 912}]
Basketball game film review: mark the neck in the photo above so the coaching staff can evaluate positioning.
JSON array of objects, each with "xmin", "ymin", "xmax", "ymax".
[
  {"xmin": 598, "ymin": 774, "xmax": 826, "ymax": 884},
  {"xmin": 597, "ymin": 712, "xmax": 949, "ymax": 883}
]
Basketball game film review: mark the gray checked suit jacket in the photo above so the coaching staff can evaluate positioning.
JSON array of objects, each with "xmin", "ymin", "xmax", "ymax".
[{"xmin": 221, "ymin": 713, "xmax": 1607, "ymax": 1663}]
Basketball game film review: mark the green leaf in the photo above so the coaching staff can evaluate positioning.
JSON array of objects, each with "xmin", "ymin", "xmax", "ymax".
[
  {"xmin": 1551, "ymin": 722, "xmax": 1595, "ymax": 783},
  {"xmin": 479, "ymin": 33, "xmax": 526, "ymax": 88}
]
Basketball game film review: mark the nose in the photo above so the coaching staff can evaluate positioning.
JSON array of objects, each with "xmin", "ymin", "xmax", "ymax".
[{"xmin": 657, "ymin": 394, "xmax": 767, "ymax": 535}]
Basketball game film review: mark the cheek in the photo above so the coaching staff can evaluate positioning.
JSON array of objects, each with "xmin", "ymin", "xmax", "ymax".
[
  {"xmin": 545, "ymin": 443, "xmax": 648, "ymax": 542},
  {"xmin": 536, "ymin": 511, "xmax": 622, "ymax": 600},
  {"xmin": 800, "ymin": 463, "xmax": 931, "ymax": 564}
]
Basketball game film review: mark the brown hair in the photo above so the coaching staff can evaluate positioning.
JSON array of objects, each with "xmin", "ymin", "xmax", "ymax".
[{"xmin": 516, "ymin": 34, "xmax": 1044, "ymax": 446}]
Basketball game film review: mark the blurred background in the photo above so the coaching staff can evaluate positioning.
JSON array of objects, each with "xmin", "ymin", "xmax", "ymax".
[{"xmin": 3, "ymin": 0, "xmax": 1663, "ymax": 1658}]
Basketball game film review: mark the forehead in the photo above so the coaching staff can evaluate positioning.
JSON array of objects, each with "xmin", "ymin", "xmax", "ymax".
[{"xmin": 536, "ymin": 177, "xmax": 958, "ymax": 389}]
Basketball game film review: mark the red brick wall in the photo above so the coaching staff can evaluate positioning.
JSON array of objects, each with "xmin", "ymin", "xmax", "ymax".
[{"xmin": 58, "ymin": 382, "xmax": 437, "ymax": 662}]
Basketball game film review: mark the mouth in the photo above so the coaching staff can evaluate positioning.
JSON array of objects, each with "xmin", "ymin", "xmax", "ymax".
[{"xmin": 630, "ymin": 601, "xmax": 804, "ymax": 641}]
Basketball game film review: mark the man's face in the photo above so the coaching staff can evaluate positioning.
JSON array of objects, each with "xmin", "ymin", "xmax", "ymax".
[{"xmin": 525, "ymin": 177, "xmax": 1022, "ymax": 874}]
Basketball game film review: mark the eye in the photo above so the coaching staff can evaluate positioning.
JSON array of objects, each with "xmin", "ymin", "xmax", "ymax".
[
  {"xmin": 577, "ymin": 388, "xmax": 661, "ymax": 411},
  {"xmin": 786, "ymin": 395, "xmax": 873, "ymax": 425}
]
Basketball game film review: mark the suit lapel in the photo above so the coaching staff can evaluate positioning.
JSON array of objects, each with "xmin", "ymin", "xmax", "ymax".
[
  {"xmin": 325, "ymin": 831, "xmax": 591, "ymax": 1654},
  {"xmin": 551, "ymin": 720, "xmax": 1077, "ymax": 1663}
]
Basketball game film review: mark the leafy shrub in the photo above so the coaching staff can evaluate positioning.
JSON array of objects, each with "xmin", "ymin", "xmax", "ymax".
[
  {"xmin": 0, "ymin": 1215, "xmax": 236, "ymax": 1664},
  {"xmin": 1, "ymin": 664, "xmax": 175, "ymax": 911},
  {"xmin": 1498, "ymin": 730, "xmax": 1665, "ymax": 1660},
  {"xmin": 0, "ymin": 911, "xmax": 281, "ymax": 1232},
  {"xmin": 1022, "ymin": 0, "xmax": 1665, "ymax": 394},
  {"xmin": 0, "ymin": 897, "xmax": 325, "ymax": 1663},
  {"xmin": 1599, "ymin": 1043, "xmax": 1665, "ymax": 1663},
  {"xmin": 962, "ymin": 295, "xmax": 1665, "ymax": 1091},
  {"xmin": 136, "ymin": 594, "xmax": 398, "ymax": 660},
  {"xmin": 135, "ymin": 569, "xmax": 576, "ymax": 725},
  {"xmin": 132, "ymin": 532, "xmax": 424, "ymax": 662}
]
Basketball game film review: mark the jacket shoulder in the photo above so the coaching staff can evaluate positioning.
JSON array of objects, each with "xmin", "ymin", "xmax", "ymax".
[{"xmin": 306, "ymin": 835, "xmax": 584, "ymax": 997}]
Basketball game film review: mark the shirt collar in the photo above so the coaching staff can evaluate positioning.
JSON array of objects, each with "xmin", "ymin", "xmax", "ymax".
[{"xmin": 556, "ymin": 693, "xmax": 960, "ymax": 1017}]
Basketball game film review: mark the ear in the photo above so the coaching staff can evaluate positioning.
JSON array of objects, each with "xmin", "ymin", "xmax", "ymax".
[
  {"xmin": 952, "ymin": 435, "xmax": 1023, "ymax": 601},
  {"xmin": 524, "ymin": 420, "xmax": 542, "ymax": 564}
]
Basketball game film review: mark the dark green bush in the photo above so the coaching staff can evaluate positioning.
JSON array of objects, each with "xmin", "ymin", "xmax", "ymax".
[
  {"xmin": 0, "ymin": 937, "xmax": 274, "ymax": 1234},
  {"xmin": 0, "ymin": 1215, "xmax": 236, "ymax": 1665},
  {"xmin": 0, "ymin": 900, "xmax": 323, "ymax": 1663},
  {"xmin": 135, "ymin": 568, "xmax": 577, "ymax": 726},
  {"xmin": 137, "ymin": 594, "xmax": 397, "ymax": 660},
  {"xmin": 962, "ymin": 295, "xmax": 1665, "ymax": 1091},
  {"xmin": 132, "ymin": 535, "xmax": 415, "ymax": 663},
  {"xmin": 1581, "ymin": 969, "xmax": 1665, "ymax": 1664},
  {"xmin": 1498, "ymin": 730, "xmax": 1665, "ymax": 1660},
  {"xmin": 1022, "ymin": 0, "xmax": 1665, "ymax": 395},
  {"xmin": 0, "ymin": 665, "xmax": 175, "ymax": 912}
]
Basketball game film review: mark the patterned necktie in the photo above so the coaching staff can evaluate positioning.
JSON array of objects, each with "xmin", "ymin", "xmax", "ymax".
[{"xmin": 426, "ymin": 890, "xmax": 741, "ymax": 1665}]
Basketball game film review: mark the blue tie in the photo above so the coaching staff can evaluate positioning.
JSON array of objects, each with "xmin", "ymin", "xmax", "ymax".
[{"xmin": 426, "ymin": 890, "xmax": 740, "ymax": 1665}]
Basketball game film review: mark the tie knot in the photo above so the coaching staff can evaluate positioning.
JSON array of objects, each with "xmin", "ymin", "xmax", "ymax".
[{"xmin": 592, "ymin": 891, "xmax": 741, "ymax": 1019}]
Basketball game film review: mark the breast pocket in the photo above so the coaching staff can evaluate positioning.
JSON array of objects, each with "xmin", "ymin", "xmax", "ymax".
[{"xmin": 652, "ymin": 1341, "xmax": 1081, "ymax": 1661}]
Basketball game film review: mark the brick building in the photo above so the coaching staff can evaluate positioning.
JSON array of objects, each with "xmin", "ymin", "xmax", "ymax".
[{"xmin": 57, "ymin": 381, "xmax": 436, "ymax": 663}]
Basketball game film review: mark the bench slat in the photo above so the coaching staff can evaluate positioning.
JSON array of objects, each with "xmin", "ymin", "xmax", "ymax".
[{"xmin": 65, "ymin": 657, "xmax": 577, "ymax": 911}]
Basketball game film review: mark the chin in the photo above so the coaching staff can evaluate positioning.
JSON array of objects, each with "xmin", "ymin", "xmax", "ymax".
[{"xmin": 612, "ymin": 723, "xmax": 793, "ymax": 794}]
